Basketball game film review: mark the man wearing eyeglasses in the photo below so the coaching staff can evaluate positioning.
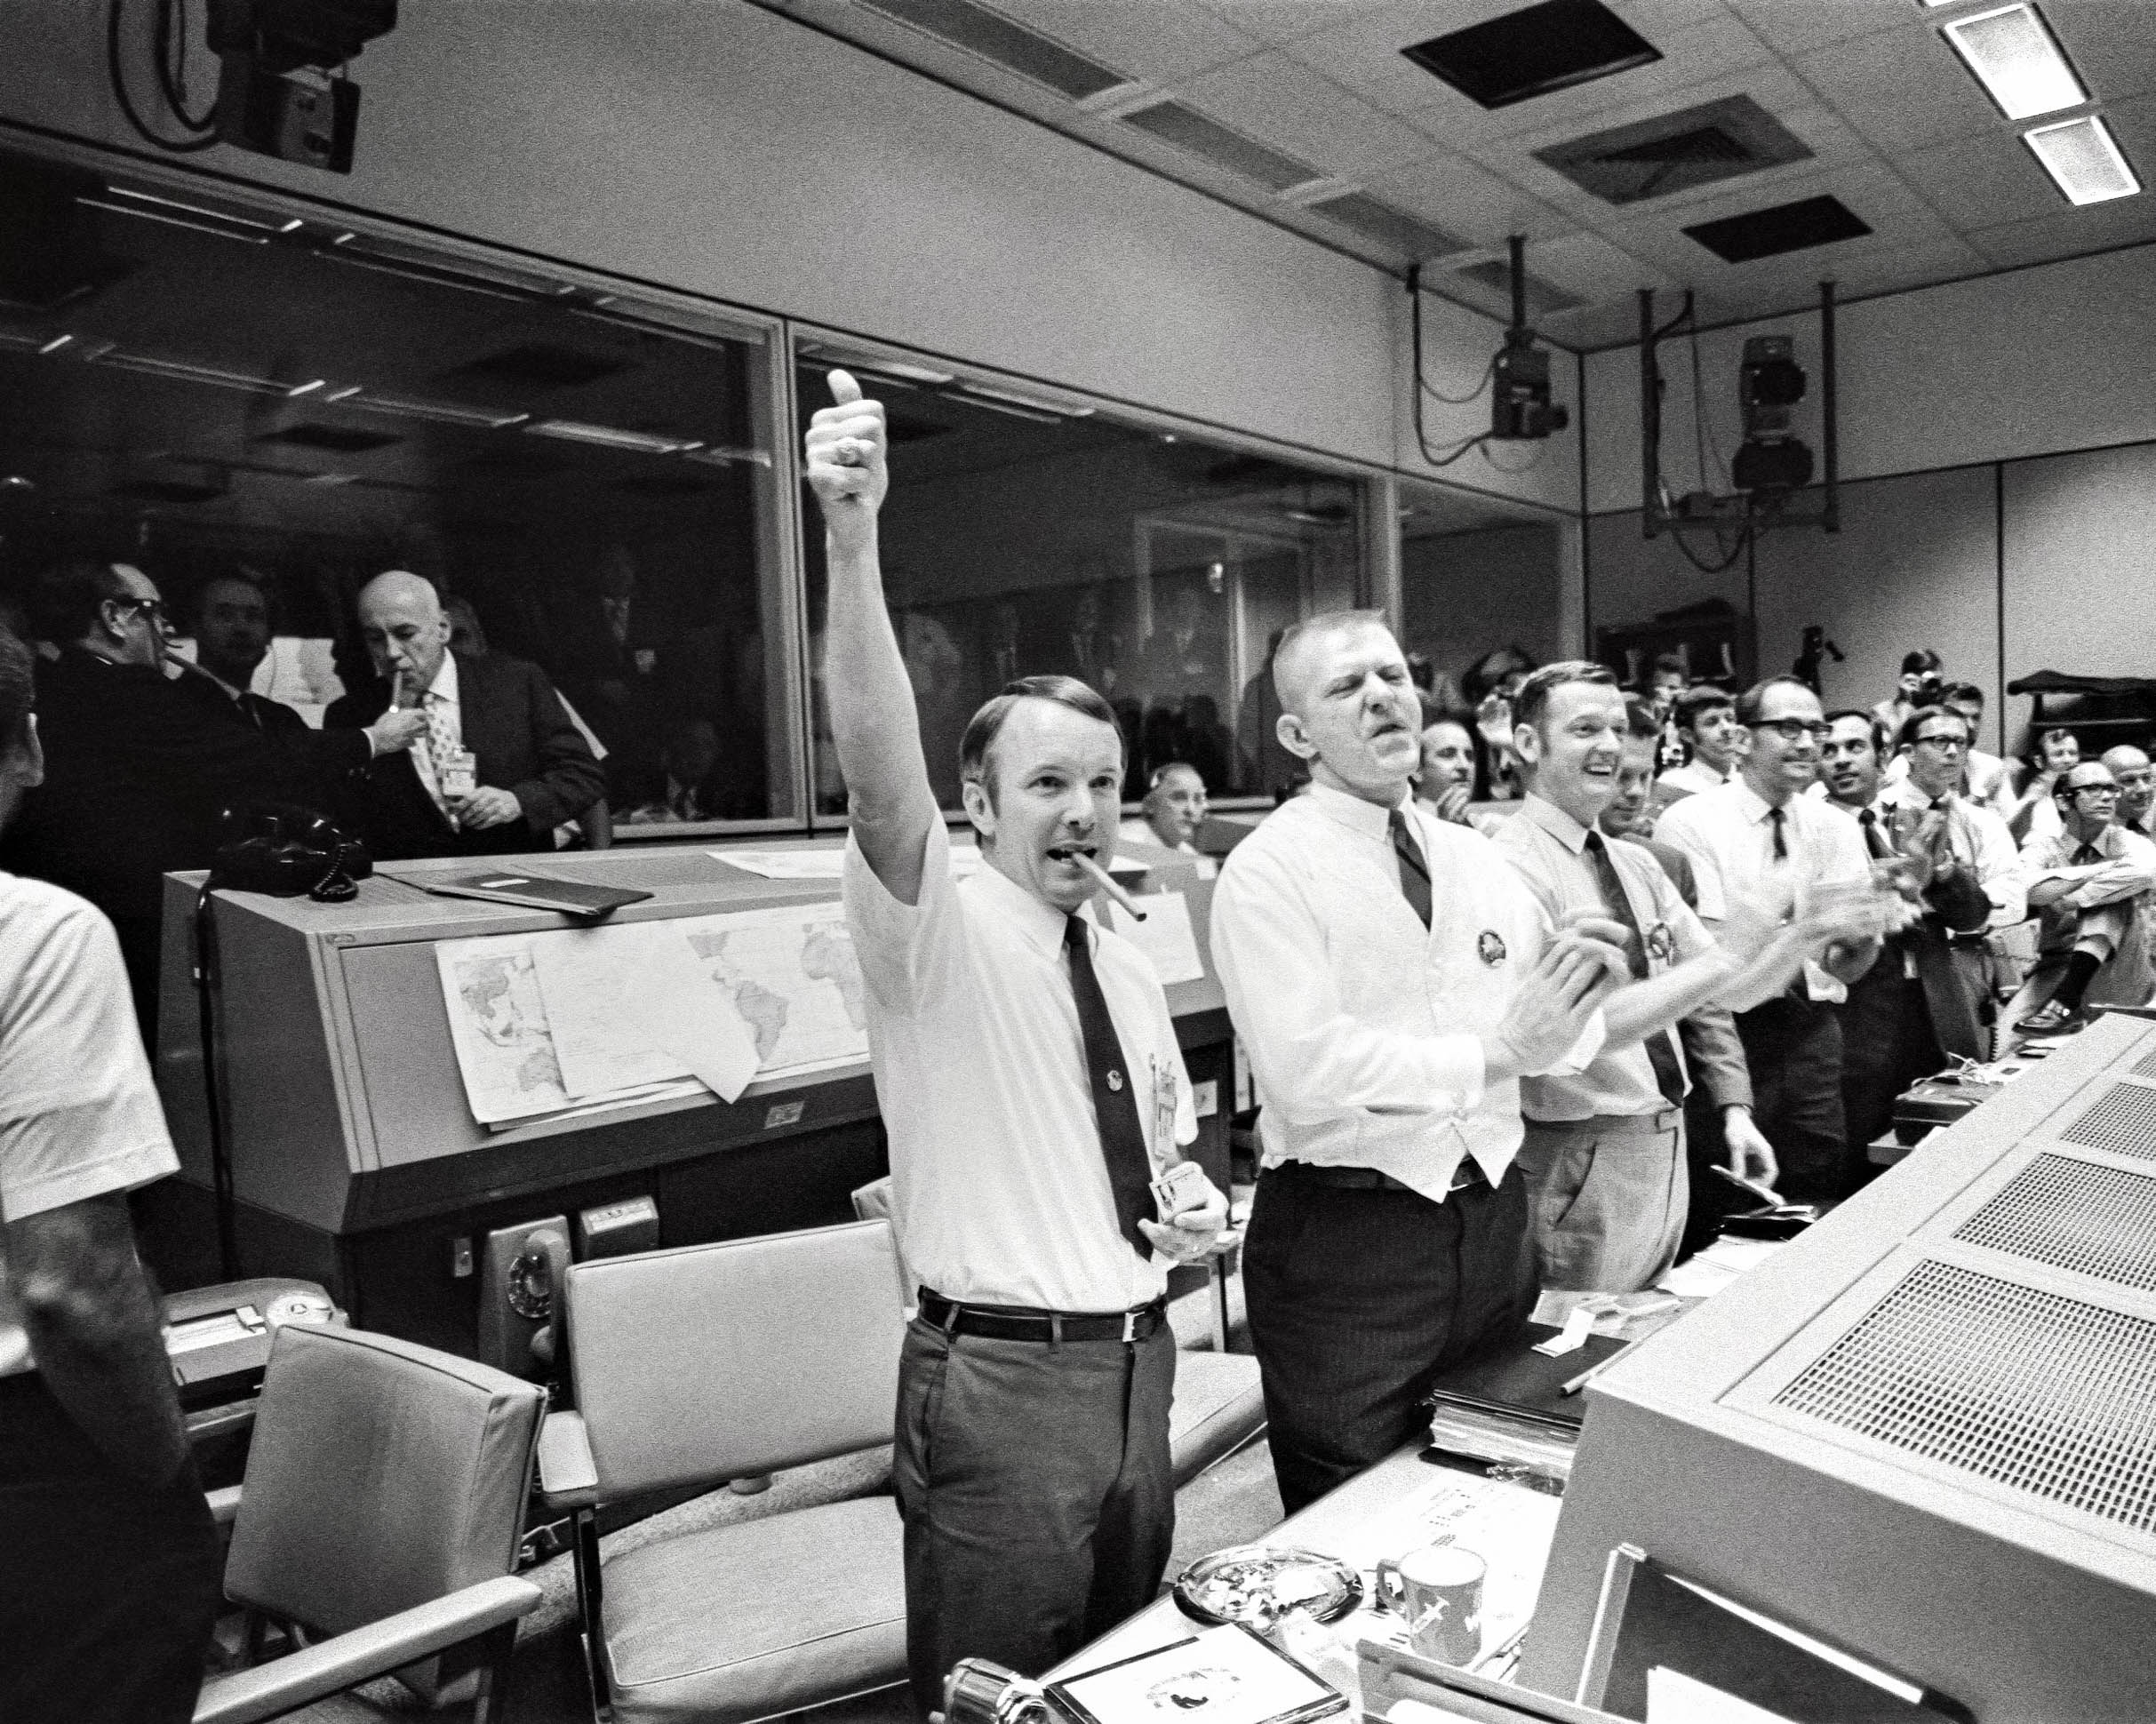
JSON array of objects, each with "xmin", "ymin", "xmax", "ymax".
[
  {"xmin": 1833, "ymin": 706, "xmax": 2024, "ymax": 1153},
  {"xmin": 0, "ymin": 560, "xmax": 422, "ymax": 1042},
  {"xmin": 1656, "ymin": 676, "xmax": 1883, "ymax": 1203},
  {"xmin": 2014, "ymin": 762, "xmax": 2156, "ymax": 1035}
]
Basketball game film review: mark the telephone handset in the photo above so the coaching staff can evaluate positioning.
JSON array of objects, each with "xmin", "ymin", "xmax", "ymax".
[{"xmin": 209, "ymin": 802, "xmax": 373, "ymax": 902}]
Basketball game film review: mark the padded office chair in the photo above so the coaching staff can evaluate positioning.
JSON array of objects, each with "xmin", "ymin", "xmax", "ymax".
[
  {"xmin": 192, "ymin": 1324, "xmax": 546, "ymax": 1724},
  {"xmin": 540, "ymin": 1218, "xmax": 910, "ymax": 1724},
  {"xmin": 846, "ymin": 1173, "xmax": 1263, "ymax": 1487}
]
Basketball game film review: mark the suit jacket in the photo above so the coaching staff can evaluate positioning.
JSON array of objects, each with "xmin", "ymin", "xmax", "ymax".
[
  {"xmin": 0, "ymin": 647, "xmax": 370, "ymax": 1034},
  {"xmin": 172, "ymin": 665, "xmax": 310, "ymax": 739},
  {"xmin": 324, "ymin": 650, "xmax": 604, "ymax": 860}
]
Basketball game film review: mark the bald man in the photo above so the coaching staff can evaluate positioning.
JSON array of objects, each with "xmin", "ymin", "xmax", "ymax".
[
  {"xmin": 324, "ymin": 572, "xmax": 604, "ymax": 860},
  {"xmin": 2102, "ymin": 745, "xmax": 2155, "ymax": 838}
]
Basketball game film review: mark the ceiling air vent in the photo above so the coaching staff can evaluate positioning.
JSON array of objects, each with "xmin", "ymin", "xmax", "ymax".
[
  {"xmin": 1536, "ymin": 95, "xmax": 1813, "ymax": 206},
  {"xmin": 1119, "ymin": 100, "xmax": 1319, "ymax": 193},
  {"xmin": 1450, "ymin": 257, "xmax": 1582, "ymax": 316},
  {"xmin": 1403, "ymin": 0, "xmax": 1660, "ymax": 111},
  {"xmin": 858, "ymin": 0, "xmax": 1130, "ymax": 100},
  {"xmin": 1305, "ymin": 193, "xmax": 1466, "ymax": 261},
  {"xmin": 1683, "ymin": 194, "xmax": 1871, "ymax": 263}
]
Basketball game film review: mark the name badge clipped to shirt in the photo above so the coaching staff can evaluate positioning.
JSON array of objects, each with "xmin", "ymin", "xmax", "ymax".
[
  {"xmin": 1477, "ymin": 930, "xmax": 1508, "ymax": 967},
  {"xmin": 1148, "ymin": 1055, "xmax": 1178, "ymax": 1163},
  {"xmin": 1646, "ymin": 922, "xmax": 1675, "ymax": 964}
]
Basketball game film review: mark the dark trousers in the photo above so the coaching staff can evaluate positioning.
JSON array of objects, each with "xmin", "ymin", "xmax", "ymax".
[
  {"xmin": 892, "ymin": 1315, "xmax": 1176, "ymax": 1714},
  {"xmin": 1680, "ymin": 1083, "xmax": 1736, "ymax": 1259},
  {"xmin": 1242, "ymin": 1162, "xmax": 1538, "ymax": 1515},
  {"xmin": 1839, "ymin": 956, "xmax": 1947, "ymax": 1179},
  {"xmin": 1734, "ymin": 995, "xmax": 1849, "ymax": 1205},
  {"xmin": 0, "ymin": 1374, "xmax": 221, "ymax": 1724}
]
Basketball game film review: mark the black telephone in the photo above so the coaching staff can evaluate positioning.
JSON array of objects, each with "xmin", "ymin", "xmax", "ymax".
[{"xmin": 208, "ymin": 802, "xmax": 372, "ymax": 902}]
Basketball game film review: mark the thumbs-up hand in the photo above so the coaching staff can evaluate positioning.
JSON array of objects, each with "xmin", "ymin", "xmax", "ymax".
[{"xmin": 803, "ymin": 369, "xmax": 888, "ymax": 531}]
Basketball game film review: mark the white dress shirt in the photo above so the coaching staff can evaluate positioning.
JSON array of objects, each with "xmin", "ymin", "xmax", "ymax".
[
  {"xmin": 1655, "ymin": 777, "xmax": 1872, "ymax": 1003},
  {"xmin": 1882, "ymin": 747, "xmax": 2014, "ymax": 818},
  {"xmin": 1210, "ymin": 783, "xmax": 1601, "ymax": 1202},
  {"xmin": 845, "ymin": 811, "xmax": 1194, "ymax": 1312},
  {"xmin": 1875, "ymin": 780, "xmax": 2027, "ymax": 928},
  {"xmin": 405, "ymin": 650, "xmax": 462, "ymax": 818},
  {"xmin": 1657, "ymin": 760, "xmax": 1729, "ymax": 797}
]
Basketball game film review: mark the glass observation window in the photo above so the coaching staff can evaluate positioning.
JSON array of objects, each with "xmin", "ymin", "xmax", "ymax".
[{"xmin": 795, "ymin": 340, "xmax": 1366, "ymax": 814}]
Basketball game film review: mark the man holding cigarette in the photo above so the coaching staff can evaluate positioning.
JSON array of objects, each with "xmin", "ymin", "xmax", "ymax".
[
  {"xmin": 326, "ymin": 571, "xmax": 604, "ymax": 860},
  {"xmin": 804, "ymin": 371, "xmax": 1227, "ymax": 1708}
]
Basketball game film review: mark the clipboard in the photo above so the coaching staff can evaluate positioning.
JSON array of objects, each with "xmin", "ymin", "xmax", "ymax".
[{"xmin": 418, "ymin": 870, "xmax": 652, "ymax": 919}]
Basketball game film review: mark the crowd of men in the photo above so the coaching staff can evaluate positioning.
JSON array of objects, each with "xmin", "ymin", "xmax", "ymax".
[{"xmin": 5, "ymin": 365, "xmax": 2152, "ymax": 1719}]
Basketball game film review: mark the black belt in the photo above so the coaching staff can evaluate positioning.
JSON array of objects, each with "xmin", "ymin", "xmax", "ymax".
[
  {"xmin": 1270, "ymin": 1158, "xmax": 1488, "ymax": 1194},
  {"xmin": 917, "ymin": 1289, "xmax": 1167, "ymax": 1345}
]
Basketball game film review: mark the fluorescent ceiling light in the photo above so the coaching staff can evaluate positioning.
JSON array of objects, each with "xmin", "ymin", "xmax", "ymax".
[
  {"xmin": 2024, "ymin": 114, "xmax": 2141, "ymax": 204},
  {"xmin": 1941, "ymin": 4, "xmax": 2086, "ymax": 120},
  {"xmin": 682, "ymin": 445, "xmax": 775, "ymax": 469},
  {"xmin": 352, "ymin": 392, "xmax": 528, "ymax": 429},
  {"xmin": 96, "ymin": 352, "xmax": 287, "ymax": 395},
  {"xmin": 526, "ymin": 419, "xmax": 693, "ymax": 454},
  {"xmin": 76, "ymin": 196, "xmax": 271, "ymax": 244}
]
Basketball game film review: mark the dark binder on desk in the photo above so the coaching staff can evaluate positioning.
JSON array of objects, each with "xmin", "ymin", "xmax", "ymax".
[
  {"xmin": 418, "ymin": 871, "xmax": 652, "ymax": 919},
  {"xmin": 1577, "ymin": 1545, "xmax": 1973, "ymax": 1723}
]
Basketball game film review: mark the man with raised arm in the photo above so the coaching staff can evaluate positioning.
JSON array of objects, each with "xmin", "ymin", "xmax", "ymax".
[
  {"xmin": 804, "ymin": 372, "xmax": 1228, "ymax": 1709},
  {"xmin": 1210, "ymin": 620, "xmax": 1882, "ymax": 1513}
]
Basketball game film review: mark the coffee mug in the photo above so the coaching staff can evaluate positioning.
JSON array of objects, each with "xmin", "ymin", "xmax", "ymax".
[{"xmin": 1373, "ymin": 1544, "xmax": 1484, "ymax": 1665}]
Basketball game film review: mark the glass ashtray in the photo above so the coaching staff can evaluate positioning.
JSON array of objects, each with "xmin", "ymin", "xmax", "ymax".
[{"xmin": 1170, "ymin": 1544, "xmax": 1363, "ymax": 1631}]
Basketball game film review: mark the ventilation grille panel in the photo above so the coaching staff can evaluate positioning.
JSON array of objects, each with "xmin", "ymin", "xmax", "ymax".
[
  {"xmin": 1306, "ymin": 193, "xmax": 1466, "ymax": 262},
  {"xmin": 859, "ymin": 0, "xmax": 1129, "ymax": 100},
  {"xmin": 1773, "ymin": 1260, "xmax": 2156, "ymax": 1534},
  {"xmin": 1682, "ymin": 194, "xmax": 1871, "ymax": 264},
  {"xmin": 1955, "ymin": 1153, "xmax": 2156, "ymax": 1291},
  {"xmin": 2060, "ymin": 1081, "xmax": 2156, "ymax": 1161},
  {"xmin": 2128, "ymin": 1050, "xmax": 2156, "ymax": 1081},
  {"xmin": 1119, "ymin": 101, "xmax": 1318, "ymax": 193}
]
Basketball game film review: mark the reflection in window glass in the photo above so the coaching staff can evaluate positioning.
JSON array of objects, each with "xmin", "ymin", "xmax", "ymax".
[
  {"xmin": 0, "ymin": 151, "xmax": 795, "ymax": 830},
  {"xmin": 796, "ymin": 353, "xmax": 1364, "ymax": 812}
]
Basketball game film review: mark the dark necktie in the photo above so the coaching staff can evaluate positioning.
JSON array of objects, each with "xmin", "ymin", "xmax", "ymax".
[
  {"xmin": 2072, "ymin": 841, "xmax": 2104, "ymax": 866},
  {"xmin": 1582, "ymin": 832, "xmax": 1685, "ymax": 1106},
  {"xmin": 1065, "ymin": 915, "xmax": 1154, "ymax": 1259},
  {"xmin": 1768, "ymin": 805, "xmax": 1789, "ymax": 861},
  {"xmin": 1389, "ymin": 808, "xmax": 1433, "ymax": 930},
  {"xmin": 1857, "ymin": 807, "xmax": 1891, "ymax": 860}
]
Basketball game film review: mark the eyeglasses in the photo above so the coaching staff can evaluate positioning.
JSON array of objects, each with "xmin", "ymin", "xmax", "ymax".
[
  {"xmin": 1753, "ymin": 718, "xmax": 1829, "ymax": 741},
  {"xmin": 113, "ymin": 596, "xmax": 170, "ymax": 626},
  {"xmin": 2069, "ymin": 784, "xmax": 2121, "ymax": 800},
  {"xmin": 1911, "ymin": 732, "xmax": 1967, "ymax": 751}
]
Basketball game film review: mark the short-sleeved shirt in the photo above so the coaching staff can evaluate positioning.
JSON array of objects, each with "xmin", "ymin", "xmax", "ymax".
[
  {"xmin": 844, "ymin": 811, "xmax": 1194, "ymax": 1313},
  {"xmin": 0, "ymin": 875, "xmax": 179, "ymax": 1377},
  {"xmin": 1495, "ymin": 794, "xmax": 1719, "ymax": 1121},
  {"xmin": 1655, "ymin": 778, "xmax": 1873, "ymax": 1004}
]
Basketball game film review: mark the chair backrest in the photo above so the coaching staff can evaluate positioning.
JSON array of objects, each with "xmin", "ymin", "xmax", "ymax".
[
  {"xmin": 224, "ymin": 1324, "xmax": 546, "ymax": 1635},
  {"xmin": 566, "ymin": 1217, "xmax": 905, "ymax": 1499},
  {"xmin": 849, "ymin": 1174, "xmax": 914, "ymax": 1305}
]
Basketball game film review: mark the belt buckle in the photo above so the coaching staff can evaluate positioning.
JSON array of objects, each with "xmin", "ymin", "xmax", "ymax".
[{"xmin": 1121, "ymin": 1309, "xmax": 1139, "ymax": 1343}]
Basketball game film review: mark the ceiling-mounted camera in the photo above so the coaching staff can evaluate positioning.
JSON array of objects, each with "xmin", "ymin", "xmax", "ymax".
[
  {"xmin": 1491, "ymin": 236, "xmax": 1569, "ymax": 443},
  {"xmin": 1731, "ymin": 334, "xmax": 1813, "ymax": 492},
  {"xmin": 207, "ymin": 0, "xmax": 398, "ymax": 174}
]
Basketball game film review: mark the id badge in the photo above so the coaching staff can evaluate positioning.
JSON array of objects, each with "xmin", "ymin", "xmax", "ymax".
[
  {"xmin": 1150, "ymin": 1056, "xmax": 1178, "ymax": 1162},
  {"xmin": 440, "ymin": 748, "xmax": 478, "ymax": 798}
]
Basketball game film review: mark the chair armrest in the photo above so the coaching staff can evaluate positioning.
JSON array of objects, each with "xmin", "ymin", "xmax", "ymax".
[
  {"xmin": 205, "ymin": 1484, "xmax": 244, "ymax": 1527},
  {"xmin": 192, "ymin": 1576, "xmax": 541, "ymax": 1724},
  {"xmin": 535, "ymin": 1408, "xmax": 600, "ymax": 1513}
]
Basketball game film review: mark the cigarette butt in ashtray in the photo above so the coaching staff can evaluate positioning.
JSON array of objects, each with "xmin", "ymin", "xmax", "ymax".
[{"xmin": 1075, "ymin": 852, "xmax": 1146, "ymax": 921}]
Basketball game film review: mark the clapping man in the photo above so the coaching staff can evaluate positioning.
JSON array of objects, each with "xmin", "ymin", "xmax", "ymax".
[{"xmin": 804, "ymin": 372, "xmax": 1227, "ymax": 1706}]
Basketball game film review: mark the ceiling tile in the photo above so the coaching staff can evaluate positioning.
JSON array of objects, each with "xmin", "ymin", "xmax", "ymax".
[
  {"xmin": 1279, "ymin": 0, "xmax": 1526, "ymax": 118},
  {"xmin": 1791, "ymin": 21, "xmax": 2002, "ymax": 157},
  {"xmin": 1896, "ymin": 128, "xmax": 2070, "ymax": 234},
  {"xmin": 1521, "ymin": 227, "xmax": 1681, "ymax": 299},
  {"xmin": 989, "ymin": 0, "xmax": 1266, "ymax": 85},
  {"xmin": 2047, "ymin": 2, "xmax": 2156, "ymax": 105},
  {"xmin": 1174, "ymin": 49, "xmax": 1449, "ymax": 175},
  {"xmin": 1189, "ymin": 0, "xmax": 1396, "ymax": 47},
  {"xmin": 1719, "ymin": 0, "xmax": 1915, "ymax": 59},
  {"xmin": 1361, "ymin": 150, "xmax": 1578, "ymax": 246},
  {"xmin": 1961, "ymin": 91, "xmax": 2156, "ymax": 265}
]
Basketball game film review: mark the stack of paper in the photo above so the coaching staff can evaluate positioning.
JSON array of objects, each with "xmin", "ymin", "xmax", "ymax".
[
  {"xmin": 1656, "ymin": 1235, "xmax": 1786, "ymax": 1300},
  {"xmin": 435, "ymin": 901, "xmax": 873, "ymax": 1129}
]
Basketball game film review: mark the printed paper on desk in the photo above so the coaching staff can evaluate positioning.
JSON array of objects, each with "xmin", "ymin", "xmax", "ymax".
[
  {"xmin": 1107, "ymin": 890, "xmax": 1206, "ymax": 986},
  {"xmin": 715, "ymin": 844, "xmax": 986, "ymax": 880}
]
